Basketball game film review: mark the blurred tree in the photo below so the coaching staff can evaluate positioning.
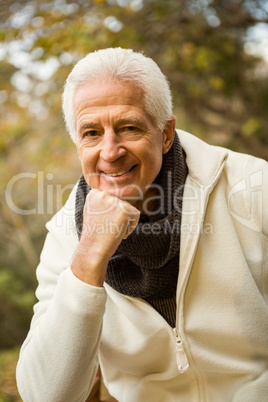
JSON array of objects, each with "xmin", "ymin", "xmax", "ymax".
[{"xmin": 0, "ymin": 0, "xmax": 268, "ymax": 347}]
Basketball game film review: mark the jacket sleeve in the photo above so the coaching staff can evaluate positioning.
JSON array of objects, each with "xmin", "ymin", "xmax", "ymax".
[{"xmin": 16, "ymin": 187, "xmax": 107, "ymax": 402}]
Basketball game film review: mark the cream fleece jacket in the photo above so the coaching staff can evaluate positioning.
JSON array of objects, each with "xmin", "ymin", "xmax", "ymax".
[{"xmin": 16, "ymin": 131, "xmax": 268, "ymax": 402}]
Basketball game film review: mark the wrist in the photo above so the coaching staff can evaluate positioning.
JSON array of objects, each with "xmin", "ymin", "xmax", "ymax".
[{"xmin": 71, "ymin": 243, "xmax": 110, "ymax": 286}]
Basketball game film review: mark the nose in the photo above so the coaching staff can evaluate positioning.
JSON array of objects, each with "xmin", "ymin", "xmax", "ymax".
[{"xmin": 100, "ymin": 131, "xmax": 126, "ymax": 162}]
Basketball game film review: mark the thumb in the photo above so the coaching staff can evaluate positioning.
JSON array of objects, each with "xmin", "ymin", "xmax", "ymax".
[{"xmin": 123, "ymin": 209, "xmax": 140, "ymax": 239}]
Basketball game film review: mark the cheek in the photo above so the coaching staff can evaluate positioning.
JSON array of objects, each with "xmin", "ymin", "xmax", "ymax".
[
  {"xmin": 79, "ymin": 149, "xmax": 95, "ymax": 171},
  {"xmin": 141, "ymin": 158, "xmax": 162, "ymax": 189},
  {"xmin": 142, "ymin": 147, "xmax": 163, "ymax": 170},
  {"xmin": 79, "ymin": 151, "xmax": 100, "ymax": 187},
  {"xmin": 138, "ymin": 141, "xmax": 161, "ymax": 162},
  {"xmin": 83, "ymin": 170, "xmax": 100, "ymax": 191}
]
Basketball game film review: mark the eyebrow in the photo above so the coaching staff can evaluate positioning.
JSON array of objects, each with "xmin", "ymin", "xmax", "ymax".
[
  {"xmin": 78, "ymin": 122, "xmax": 98, "ymax": 133},
  {"xmin": 125, "ymin": 114, "xmax": 158, "ymax": 130},
  {"xmin": 115, "ymin": 117, "xmax": 147, "ymax": 129},
  {"xmin": 78, "ymin": 116, "xmax": 148, "ymax": 134}
]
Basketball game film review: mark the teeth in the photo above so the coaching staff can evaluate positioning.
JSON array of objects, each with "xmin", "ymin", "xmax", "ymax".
[{"xmin": 105, "ymin": 170, "xmax": 129, "ymax": 177}]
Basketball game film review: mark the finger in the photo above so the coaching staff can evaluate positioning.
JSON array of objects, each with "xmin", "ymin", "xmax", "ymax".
[
  {"xmin": 84, "ymin": 189, "xmax": 118, "ymax": 216},
  {"xmin": 123, "ymin": 211, "xmax": 140, "ymax": 239}
]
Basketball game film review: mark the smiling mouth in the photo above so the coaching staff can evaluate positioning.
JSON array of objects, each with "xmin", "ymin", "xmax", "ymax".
[{"xmin": 102, "ymin": 165, "xmax": 136, "ymax": 177}]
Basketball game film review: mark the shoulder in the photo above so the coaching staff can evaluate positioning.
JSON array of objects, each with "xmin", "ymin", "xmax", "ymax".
[
  {"xmin": 45, "ymin": 181, "xmax": 79, "ymax": 250},
  {"xmin": 177, "ymin": 129, "xmax": 268, "ymax": 234},
  {"xmin": 218, "ymin": 148, "xmax": 267, "ymax": 235},
  {"xmin": 177, "ymin": 128, "xmax": 267, "ymax": 183},
  {"xmin": 224, "ymin": 148, "xmax": 267, "ymax": 182}
]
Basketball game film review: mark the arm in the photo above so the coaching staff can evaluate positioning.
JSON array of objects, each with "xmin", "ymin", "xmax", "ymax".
[
  {"xmin": 71, "ymin": 188, "xmax": 140, "ymax": 286},
  {"xmin": 16, "ymin": 187, "xmax": 139, "ymax": 402}
]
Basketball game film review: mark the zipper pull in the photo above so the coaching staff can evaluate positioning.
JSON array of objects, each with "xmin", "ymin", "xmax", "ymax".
[{"xmin": 173, "ymin": 328, "xmax": 189, "ymax": 374}]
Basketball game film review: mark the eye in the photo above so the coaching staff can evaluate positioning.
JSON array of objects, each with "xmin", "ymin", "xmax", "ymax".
[
  {"xmin": 83, "ymin": 130, "xmax": 99, "ymax": 138},
  {"xmin": 123, "ymin": 126, "xmax": 138, "ymax": 132}
]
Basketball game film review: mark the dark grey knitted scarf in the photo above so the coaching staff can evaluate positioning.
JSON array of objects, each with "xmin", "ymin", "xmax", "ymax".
[{"xmin": 75, "ymin": 133, "xmax": 188, "ymax": 327}]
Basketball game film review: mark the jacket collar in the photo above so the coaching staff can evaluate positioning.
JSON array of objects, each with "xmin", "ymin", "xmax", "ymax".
[{"xmin": 177, "ymin": 129, "xmax": 228, "ymax": 188}]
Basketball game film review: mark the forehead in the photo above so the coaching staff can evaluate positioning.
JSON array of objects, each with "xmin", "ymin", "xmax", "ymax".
[
  {"xmin": 73, "ymin": 79, "xmax": 156, "ymax": 135},
  {"xmin": 74, "ymin": 79, "xmax": 144, "ymax": 113}
]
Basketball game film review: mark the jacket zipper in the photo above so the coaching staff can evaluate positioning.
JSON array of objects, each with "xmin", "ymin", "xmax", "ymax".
[{"xmin": 173, "ymin": 327, "xmax": 189, "ymax": 374}]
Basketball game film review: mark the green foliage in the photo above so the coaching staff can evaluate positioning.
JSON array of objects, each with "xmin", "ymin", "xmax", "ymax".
[
  {"xmin": 0, "ymin": 270, "xmax": 36, "ymax": 348},
  {"xmin": 0, "ymin": 347, "xmax": 21, "ymax": 401},
  {"xmin": 0, "ymin": 0, "xmax": 268, "ymax": 350}
]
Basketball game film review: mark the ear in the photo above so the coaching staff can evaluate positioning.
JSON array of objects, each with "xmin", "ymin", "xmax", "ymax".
[{"xmin": 162, "ymin": 115, "xmax": 176, "ymax": 154}]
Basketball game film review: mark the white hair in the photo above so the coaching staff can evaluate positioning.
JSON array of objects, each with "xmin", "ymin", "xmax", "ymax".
[{"xmin": 62, "ymin": 47, "xmax": 173, "ymax": 142}]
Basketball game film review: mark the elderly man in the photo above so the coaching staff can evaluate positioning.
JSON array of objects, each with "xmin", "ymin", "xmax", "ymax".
[{"xmin": 16, "ymin": 48, "xmax": 268, "ymax": 402}]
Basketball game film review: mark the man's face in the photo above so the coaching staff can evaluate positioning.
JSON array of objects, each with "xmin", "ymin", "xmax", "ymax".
[{"xmin": 74, "ymin": 79, "xmax": 174, "ymax": 208}]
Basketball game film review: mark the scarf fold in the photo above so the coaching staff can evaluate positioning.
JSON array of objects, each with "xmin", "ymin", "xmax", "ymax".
[{"xmin": 75, "ymin": 133, "xmax": 188, "ymax": 325}]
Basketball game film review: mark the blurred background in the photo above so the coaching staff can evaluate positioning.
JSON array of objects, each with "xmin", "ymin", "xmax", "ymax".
[{"xmin": 0, "ymin": 0, "xmax": 268, "ymax": 399}]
